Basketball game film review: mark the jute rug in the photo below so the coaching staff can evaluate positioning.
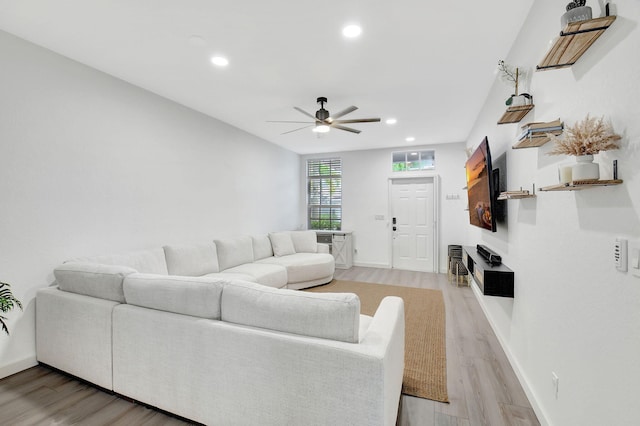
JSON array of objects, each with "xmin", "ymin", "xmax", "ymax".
[{"xmin": 307, "ymin": 280, "xmax": 448, "ymax": 403}]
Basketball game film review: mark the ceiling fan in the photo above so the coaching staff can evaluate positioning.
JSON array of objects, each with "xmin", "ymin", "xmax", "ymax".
[{"xmin": 268, "ymin": 97, "xmax": 381, "ymax": 135}]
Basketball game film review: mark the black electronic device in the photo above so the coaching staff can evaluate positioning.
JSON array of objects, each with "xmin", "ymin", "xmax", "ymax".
[{"xmin": 476, "ymin": 244, "xmax": 502, "ymax": 266}]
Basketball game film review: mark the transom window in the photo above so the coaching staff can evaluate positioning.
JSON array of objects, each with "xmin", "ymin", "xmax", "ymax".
[
  {"xmin": 392, "ymin": 150, "xmax": 435, "ymax": 171},
  {"xmin": 307, "ymin": 158, "xmax": 342, "ymax": 230}
]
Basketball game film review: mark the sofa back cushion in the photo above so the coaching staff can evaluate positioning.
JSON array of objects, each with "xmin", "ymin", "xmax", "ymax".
[
  {"xmin": 214, "ymin": 236, "xmax": 254, "ymax": 271},
  {"xmin": 221, "ymin": 281, "xmax": 360, "ymax": 343},
  {"xmin": 251, "ymin": 234, "xmax": 274, "ymax": 260},
  {"xmin": 71, "ymin": 248, "xmax": 168, "ymax": 275},
  {"xmin": 123, "ymin": 273, "xmax": 224, "ymax": 319},
  {"xmin": 268, "ymin": 232, "xmax": 296, "ymax": 257},
  {"xmin": 290, "ymin": 230, "xmax": 318, "ymax": 253},
  {"xmin": 163, "ymin": 243, "xmax": 220, "ymax": 276},
  {"xmin": 54, "ymin": 263, "xmax": 136, "ymax": 303}
]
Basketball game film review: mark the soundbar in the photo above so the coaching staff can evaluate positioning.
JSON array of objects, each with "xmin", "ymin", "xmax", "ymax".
[{"xmin": 476, "ymin": 244, "xmax": 502, "ymax": 266}]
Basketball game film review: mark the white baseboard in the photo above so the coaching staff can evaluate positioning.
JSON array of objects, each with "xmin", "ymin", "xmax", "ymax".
[
  {"xmin": 470, "ymin": 280, "xmax": 551, "ymax": 426},
  {"xmin": 0, "ymin": 355, "xmax": 38, "ymax": 380},
  {"xmin": 352, "ymin": 261, "xmax": 391, "ymax": 269}
]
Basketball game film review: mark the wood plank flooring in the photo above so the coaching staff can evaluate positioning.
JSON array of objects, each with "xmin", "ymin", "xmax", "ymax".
[
  {"xmin": 0, "ymin": 267, "xmax": 539, "ymax": 426},
  {"xmin": 334, "ymin": 267, "xmax": 540, "ymax": 426}
]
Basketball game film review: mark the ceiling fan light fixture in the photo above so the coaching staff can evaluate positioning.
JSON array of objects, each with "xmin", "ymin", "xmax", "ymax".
[
  {"xmin": 313, "ymin": 124, "xmax": 331, "ymax": 133},
  {"xmin": 386, "ymin": 118, "xmax": 397, "ymax": 125}
]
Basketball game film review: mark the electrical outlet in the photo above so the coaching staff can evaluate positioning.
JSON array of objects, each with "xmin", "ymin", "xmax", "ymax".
[{"xmin": 552, "ymin": 372, "xmax": 559, "ymax": 399}]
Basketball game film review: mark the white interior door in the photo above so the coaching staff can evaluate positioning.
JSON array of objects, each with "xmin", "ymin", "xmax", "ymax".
[{"xmin": 391, "ymin": 178, "xmax": 435, "ymax": 272}]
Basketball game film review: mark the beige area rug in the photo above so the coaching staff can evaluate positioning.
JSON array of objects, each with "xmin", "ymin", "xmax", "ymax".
[{"xmin": 307, "ymin": 280, "xmax": 449, "ymax": 403}]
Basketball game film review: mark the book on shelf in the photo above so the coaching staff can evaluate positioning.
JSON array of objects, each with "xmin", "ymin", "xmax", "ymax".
[
  {"xmin": 517, "ymin": 127, "xmax": 563, "ymax": 141},
  {"xmin": 521, "ymin": 118, "xmax": 562, "ymax": 130}
]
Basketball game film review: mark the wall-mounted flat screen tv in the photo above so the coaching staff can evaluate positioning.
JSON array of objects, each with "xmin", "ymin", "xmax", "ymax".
[{"xmin": 465, "ymin": 137, "xmax": 497, "ymax": 232}]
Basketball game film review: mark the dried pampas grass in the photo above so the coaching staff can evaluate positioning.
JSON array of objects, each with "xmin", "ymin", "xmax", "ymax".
[{"xmin": 548, "ymin": 115, "xmax": 621, "ymax": 156}]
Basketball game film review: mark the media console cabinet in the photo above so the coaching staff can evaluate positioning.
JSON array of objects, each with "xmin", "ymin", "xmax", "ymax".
[{"xmin": 462, "ymin": 246, "xmax": 514, "ymax": 298}]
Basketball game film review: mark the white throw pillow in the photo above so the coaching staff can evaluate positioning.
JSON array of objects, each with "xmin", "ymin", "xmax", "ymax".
[
  {"xmin": 269, "ymin": 232, "xmax": 296, "ymax": 257},
  {"xmin": 252, "ymin": 234, "xmax": 274, "ymax": 260},
  {"xmin": 163, "ymin": 243, "xmax": 220, "ymax": 276},
  {"xmin": 290, "ymin": 230, "xmax": 318, "ymax": 253}
]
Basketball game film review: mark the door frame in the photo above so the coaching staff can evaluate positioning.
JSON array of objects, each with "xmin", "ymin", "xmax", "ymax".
[{"xmin": 388, "ymin": 175, "xmax": 440, "ymax": 273}]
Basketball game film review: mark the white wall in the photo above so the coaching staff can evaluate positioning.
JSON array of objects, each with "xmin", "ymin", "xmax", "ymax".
[
  {"xmin": 0, "ymin": 31, "xmax": 301, "ymax": 377},
  {"xmin": 301, "ymin": 143, "xmax": 468, "ymax": 272},
  {"xmin": 465, "ymin": 1, "xmax": 640, "ymax": 425}
]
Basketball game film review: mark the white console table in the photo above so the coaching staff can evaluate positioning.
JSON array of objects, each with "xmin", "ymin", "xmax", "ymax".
[{"xmin": 315, "ymin": 231, "xmax": 353, "ymax": 269}]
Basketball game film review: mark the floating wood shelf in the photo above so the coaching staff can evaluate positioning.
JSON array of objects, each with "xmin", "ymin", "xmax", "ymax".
[
  {"xmin": 512, "ymin": 135, "xmax": 554, "ymax": 149},
  {"xmin": 539, "ymin": 179, "xmax": 623, "ymax": 191},
  {"xmin": 497, "ymin": 193, "xmax": 537, "ymax": 200},
  {"xmin": 497, "ymin": 185, "xmax": 536, "ymax": 200},
  {"xmin": 498, "ymin": 104, "xmax": 535, "ymax": 125},
  {"xmin": 537, "ymin": 16, "xmax": 616, "ymax": 71}
]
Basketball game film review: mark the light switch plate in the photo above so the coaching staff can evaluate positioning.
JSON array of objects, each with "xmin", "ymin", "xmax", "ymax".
[{"xmin": 615, "ymin": 238, "xmax": 627, "ymax": 272}]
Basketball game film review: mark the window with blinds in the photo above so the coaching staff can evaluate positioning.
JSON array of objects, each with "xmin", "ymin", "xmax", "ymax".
[{"xmin": 307, "ymin": 158, "xmax": 342, "ymax": 230}]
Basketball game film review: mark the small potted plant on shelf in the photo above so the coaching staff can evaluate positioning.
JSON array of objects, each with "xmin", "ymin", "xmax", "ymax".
[
  {"xmin": 1, "ymin": 281, "xmax": 22, "ymax": 335},
  {"xmin": 547, "ymin": 114, "xmax": 621, "ymax": 181},
  {"xmin": 497, "ymin": 60, "xmax": 532, "ymax": 107}
]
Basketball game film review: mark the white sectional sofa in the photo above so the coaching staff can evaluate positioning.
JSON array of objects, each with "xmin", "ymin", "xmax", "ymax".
[{"xmin": 36, "ymin": 231, "xmax": 406, "ymax": 425}]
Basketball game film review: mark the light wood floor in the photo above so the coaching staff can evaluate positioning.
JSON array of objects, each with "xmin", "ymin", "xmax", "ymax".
[
  {"xmin": 0, "ymin": 267, "xmax": 539, "ymax": 426},
  {"xmin": 335, "ymin": 267, "xmax": 540, "ymax": 426}
]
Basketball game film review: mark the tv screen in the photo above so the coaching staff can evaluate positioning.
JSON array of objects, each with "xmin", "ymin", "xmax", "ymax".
[{"xmin": 465, "ymin": 137, "xmax": 497, "ymax": 232}]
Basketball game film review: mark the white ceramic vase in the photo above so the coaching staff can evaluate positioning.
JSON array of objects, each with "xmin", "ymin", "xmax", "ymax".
[{"xmin": 572, "ymin": 154, "xmax": 600, "ymax": 181}]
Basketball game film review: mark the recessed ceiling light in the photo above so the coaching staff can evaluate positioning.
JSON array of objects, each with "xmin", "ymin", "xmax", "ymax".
[
  {"xmin": 405, "ymin": 137, "xmax": 416, "ymax": 142},
  {"xmin": 386, "ymin": 118, "xmax": 397, "ymax": 125},
  {"xmin": 342, "ymin": 24, "xmax": 362, "ymax": 38},
  {"xmin": 210, "ymin": 56, "xmax": 229, "ymax": 67}
]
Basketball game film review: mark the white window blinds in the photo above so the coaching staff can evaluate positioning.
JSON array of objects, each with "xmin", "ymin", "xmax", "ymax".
[{"xmin": 307, "ymin": 158, "xmax": 342, "ymax": 230}]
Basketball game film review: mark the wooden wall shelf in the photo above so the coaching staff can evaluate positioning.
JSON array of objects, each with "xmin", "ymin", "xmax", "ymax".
[
  {"xmin": 512, "ymin": 135, "xmax": 553, "ymax": 149},
  {"xmin": 540, "ymin": 179, "xmax": 622, "ymax": 191},
  {"xmin": 497, "ymin": 192, "xmax": 536, "ymax": 200},
  {"xmin": 537, "ymin": 16, "xmax": 616, "ymax": 71},
  {"xmin": 498, "ymin": 104, "xmax": 534, "ymax": 125}
]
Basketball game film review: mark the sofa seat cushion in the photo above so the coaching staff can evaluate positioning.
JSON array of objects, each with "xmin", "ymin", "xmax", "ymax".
[
  {"xmin": 257, "ymin": 253, "xmax": 334, "ymax": 284},
  {"xmin": 221, "ymin": 281, "xmax": 360, "ymax": 343},
  {"xmin": 123, "ymin": 274, "xmax": 224, "ymax": 319},
  {"xmin": 54, "ymin": 263, "xmax": 137, "ymax": 302},
  {"xmin": 222, "ymin": 263, "xmax": 287, "ymax": 288},
  {"xmin": 70, "ymin": 248, "xmax": 168, "ymax": 275},
  {"xmin": 163, "ymin": 243, "xmax": 219, "ymax": 276},
  {"xmin": 214, "ymin": 236, "xmax": 254, "ymax": 270}
]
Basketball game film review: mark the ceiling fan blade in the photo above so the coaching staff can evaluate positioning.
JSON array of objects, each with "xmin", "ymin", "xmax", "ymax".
[
  {"xmin": 267, "ymin": 120, "xmax": 314, "ymax": 124},
  {"xmin": 332, "ymin": 118, "xmax": 381, "ymax": 124},
  {"xmin": 328, "ymin": 106, "xmax": 358, "ymax": 121},
  {"xmin": 294, "ymin": 107, "xmax": 318, "ymax": 120},
  {"xmin": 331, "ymin": 124, "xmax": 361, "ymax": 134},
  {"xmin": 281, "ymin": 124, "xmax": 314, "ymax": 135}
]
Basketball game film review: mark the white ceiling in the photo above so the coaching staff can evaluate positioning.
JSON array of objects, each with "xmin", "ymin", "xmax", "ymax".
[{"xmin": 0, "ymin": 1, "xmax": 534, "ymax": 155}]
